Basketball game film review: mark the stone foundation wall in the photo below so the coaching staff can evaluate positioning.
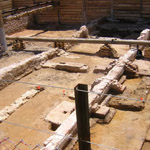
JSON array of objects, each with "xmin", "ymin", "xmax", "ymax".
[{"xmin": 4, "ymin": 16, "xmax": 29, "ymax": 35}]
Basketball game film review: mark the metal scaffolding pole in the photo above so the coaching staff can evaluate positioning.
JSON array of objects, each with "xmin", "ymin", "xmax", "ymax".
[{"xmin": 6, "ymin": 36, "xmax": 150, "ymax": 45}]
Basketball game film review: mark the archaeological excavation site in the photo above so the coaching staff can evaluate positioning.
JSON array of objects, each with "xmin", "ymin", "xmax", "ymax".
[{"xmin": 1, "ymin": 0, "xmax": 150, "ymax": 150}]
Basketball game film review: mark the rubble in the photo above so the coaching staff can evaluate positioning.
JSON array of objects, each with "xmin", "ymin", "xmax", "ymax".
[
  {"xmin": 12, "ymin": 40, "xmax": 25, "ymax": 51},
  {"xmin": 92, "ymin": 106, "xmax": 110, "ymax": 119},
  {"xmin": 0, "ymin": 48, "xmax": 59, "ymax": 90},
  {"xmin": 137, "ymin": 29, "xmax": 150, "ymax": 40},
  {"xmin": 119, "ymin": 75, "xmax": 126, "ymax": 84},
  {"xmin": 93, "ymin": 65, "xmax": 108, "ymax": 74},
  {"xmin": 110, "ymin": 80, "xmax": 126, "ymax": 94},
  {"xmin": 143, "ymin": 46, "xmax": 150, "ymax": 58},
  {"xmin": 124, "ymin": 61, "xmax": 139, "ymax": 78},
  {"xmin": 97, "ymin": 108, "xmax": 116, "ymax": 124},
  {"xmin": 108, "ymin": 98, "xmax": 145, "ymax": 111},
  {"xmin": 45, "ymin": 101, "xmax": 75, "ymax": 131},
  {"xmin": 96, "ymin": 44, "xmax": 118, "ymax": 58},
  {"xmin": 72, "ymin": 25, "xmax": 89, "ymax": 38},
  {"xmin": 0, "ymin": 88, "xmax": 41, "ymax": 122}
]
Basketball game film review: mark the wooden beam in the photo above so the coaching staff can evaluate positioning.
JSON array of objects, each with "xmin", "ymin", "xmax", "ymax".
[
  {"xmin": 83, "ymin": 0, "xmax": 87, "ymax": 24},
  {"xmin": 140, "ymin": 0, "xmax": 143, "ymax": 18},
  {"xmin": 6, "ymin": 36, "xmax": 150, "ymax": 45},
  {"xmin": 0, "ymin": 10, "xmax": 7, "ymax": 52},
  {"xmin": 111, "ymin": 0, "xmax": 114, "ymax": 20}
]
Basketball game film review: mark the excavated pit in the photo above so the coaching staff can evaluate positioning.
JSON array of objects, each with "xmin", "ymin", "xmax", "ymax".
[{"xmin": 0, "ymin": 24, "xmax": 150, "ymax": 150}]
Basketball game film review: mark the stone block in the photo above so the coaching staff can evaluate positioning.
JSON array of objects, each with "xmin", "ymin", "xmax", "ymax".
[
  {"xmin": 103, "ymin": 108, "xmax": 116, "ymax": 124},
  {"xmin": 140, "ymin": 29, "xmax": 150, "ymax": 40},
  {"xmin": 92, "ymin": 106, "xmax": 110, "ymax": 119},
  {"xmin": 93, "ymin": 65, "xmax": 108, "ymax": 74},
  {"xmin": 45, "ymin": 101, "xmax": 75, "ymax": 128},
  {"xmin": 42, "ymin": 61, "xmax": 89, "ymax": 73},
  {"xmin": 111, "ymin": 80, "xmax": 126, "ymax": 94},
  {"xmin": 119, "ymin": 75, "xmax": 126, "ymax": 84},
  {"xmin": 72, "ymin": 25, "xmax": 89, "ymax": 38},
  {"xmin": 55, "ymin": 62, "xmax": 88, "ymax": 73},
  {"xmin": 108, "ymin": 98, "xmax": 145, "ymax": 111}
]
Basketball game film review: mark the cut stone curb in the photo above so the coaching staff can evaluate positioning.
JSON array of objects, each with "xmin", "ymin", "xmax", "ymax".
[{"xmin": 42, "ymin": 61, "xmax": 89, "ymax": 73}]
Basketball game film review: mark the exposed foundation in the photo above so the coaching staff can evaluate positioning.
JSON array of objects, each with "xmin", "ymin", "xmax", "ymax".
[{"xmin": 0, "ymin": 17, "xmax": 150, "ymax": 150}]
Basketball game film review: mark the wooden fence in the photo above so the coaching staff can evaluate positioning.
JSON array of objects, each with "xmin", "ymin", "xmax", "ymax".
[
  {"xmin": 0, "ymin": 0, "xmax": 12, "ymax": 16},
  {"xmin": 35, "ymin": 0, "xmax": 150, "ymax": 24},
  {"xmin": 1, "ymin": 0, "xmax": 150, "ymax": 24}
]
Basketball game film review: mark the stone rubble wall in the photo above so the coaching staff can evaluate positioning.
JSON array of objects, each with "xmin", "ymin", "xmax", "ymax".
[
  {"xmin": 0, "ymin": 48, "xmax": 59, "ymax": 90},
  {"xmin": 42, "ymin": 48, "xmax": 138, "ymax": 150},
  {"xmin": 137, "ymin": 29, "xmax": 150, "ymax": 58}
]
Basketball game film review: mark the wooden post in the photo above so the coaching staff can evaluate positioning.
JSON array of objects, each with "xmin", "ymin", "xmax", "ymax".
[
  {"xmin": 74, "ymin": 84, "xmax": 91, "ymax": 150},
  {"xmin": 0, "ymin": 10, "xmax": 7, "ymax": 52},
  {"xmin": 83, "ymin": 0, "xmax": 87, "ymax": 24},
  {"xmin": 111, "ymin": 0, "xmax": 114, "ymax": 20},
  {"xmin": 140, "ymin": 0, "xmax": 143, "ymax": 18}
]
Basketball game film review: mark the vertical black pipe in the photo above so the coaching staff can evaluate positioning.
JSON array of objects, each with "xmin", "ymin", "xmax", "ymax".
[{"xmin": 74, "ymin": 84, "xmax": 91, "ymax": 150}]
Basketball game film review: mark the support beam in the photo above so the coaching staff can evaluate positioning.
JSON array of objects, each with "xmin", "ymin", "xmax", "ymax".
[
  {"xmin": 111, "ymin": 0, "xmax": 114, "ymax": 20},
  {"xmin": 43, "ymin": 48, "xmax": 137, "ymax": 150},
  {"xmin": 140, "ymin": 0, "xmax": 143, "ymax": 18},
  {"xmin": 6, "ymin": 36, "xmax": 150, "ymax": 45},
  {"xmin": 75, "ymin": 84, "xmax": 91, "ymax": 150},
  {"xmin": 83, "ymin": 0, "xmax": 87, "ymax": 24},
  {"xmin": 0, "ymin": 10, "xmax": 7, "ymax": 52}
]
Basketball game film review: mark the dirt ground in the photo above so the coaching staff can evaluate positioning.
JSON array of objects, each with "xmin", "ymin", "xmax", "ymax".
[{"xmin": 0, "ymin": 29, "xmax": 150, "ymax": 150}]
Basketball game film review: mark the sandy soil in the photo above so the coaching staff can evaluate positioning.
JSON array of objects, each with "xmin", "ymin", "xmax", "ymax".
[
  {"xmin": 72, "ymin": 77, "xmax": 150, "ymax": 150},
  {"xmin": 0, "ymin": 29, "xmax": 150, "ymax": 150}
]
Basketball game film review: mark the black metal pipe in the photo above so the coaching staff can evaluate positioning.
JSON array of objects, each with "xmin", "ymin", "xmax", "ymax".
[{"xmin": 75, "ymin": 84, "xmax": 91, "ymax": 150}]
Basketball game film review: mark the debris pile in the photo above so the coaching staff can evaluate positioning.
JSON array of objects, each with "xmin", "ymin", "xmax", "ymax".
[
  {"xmin": 124, "ymin": 61, "xmax": 138, "ymax": 78},
  {"xmin": 144, "ymin": 46, "xmax": 150, "ymax": 58},
  {"xmin": 73, "ymin": 25, "xmax": 89, "ymax": 38},
  {"xmin": 96, "ymin": 44, "xmax": 118, "ymax": 58},
  {"xmin": 12, "ymin": 40, "xmax": 25, "ymax": 51}
]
